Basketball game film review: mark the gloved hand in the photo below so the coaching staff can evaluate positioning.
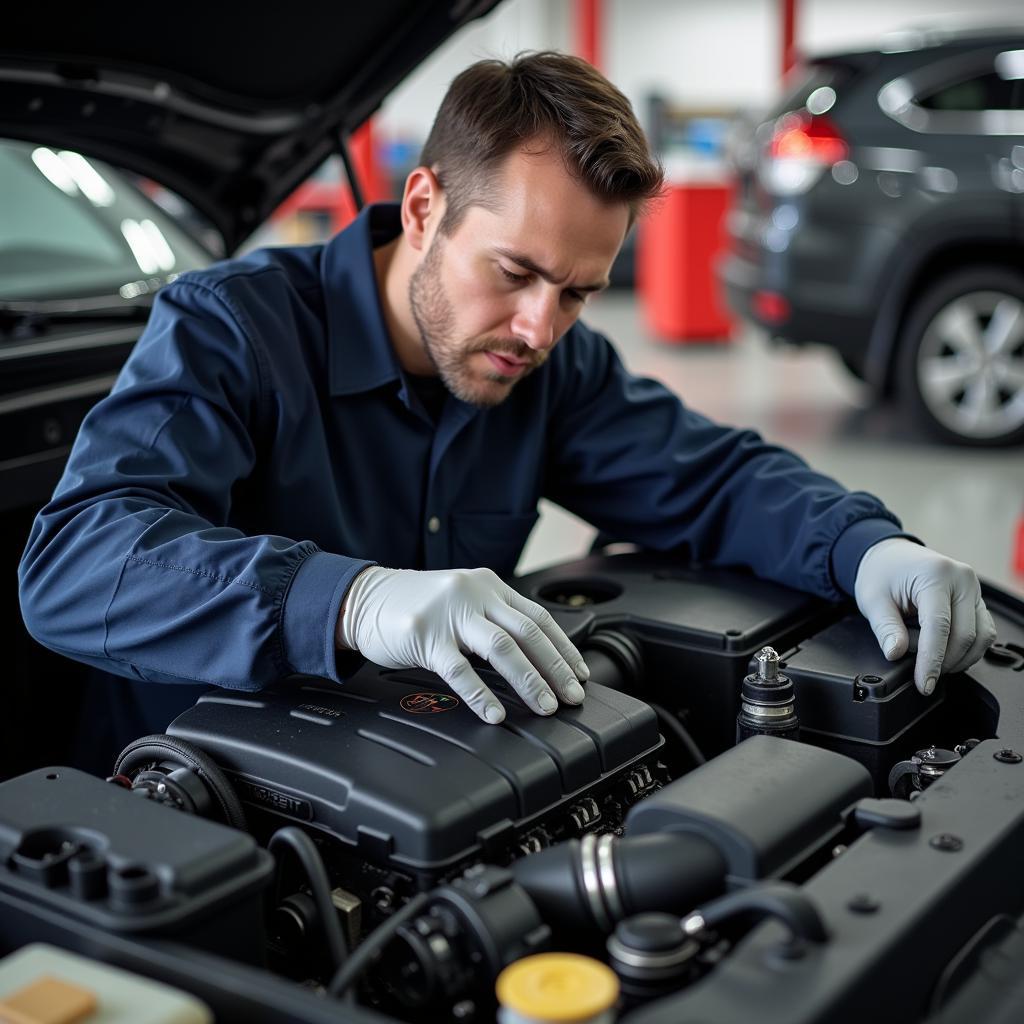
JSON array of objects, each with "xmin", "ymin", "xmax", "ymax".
[
  {"xmin": 853, "ymin": 538, "xmax": 997, "ymax": 696},
  {"xmin": 336, "ymin": 565, "xmax": 589, "ymax": 724}
]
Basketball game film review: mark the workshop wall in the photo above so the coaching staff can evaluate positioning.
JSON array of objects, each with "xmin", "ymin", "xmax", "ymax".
[{"xmin": 378, "ymin": 0, "xmax": 1024, "ymax": 148}]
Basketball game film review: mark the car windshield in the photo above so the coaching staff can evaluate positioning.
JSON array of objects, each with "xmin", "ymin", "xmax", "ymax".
[{"xmin": 0, "ymin": 140, "xmax": 210, "ymax": 304}]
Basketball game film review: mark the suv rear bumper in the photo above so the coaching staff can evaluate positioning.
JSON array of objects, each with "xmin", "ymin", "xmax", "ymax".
[{"xmin": 719, "ymin": 251, "xmax": 876, "ymax": 367}]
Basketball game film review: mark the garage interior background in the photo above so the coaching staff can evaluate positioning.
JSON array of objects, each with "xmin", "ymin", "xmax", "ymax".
[{"xmin": 246, "ymin": 0, "xmax": 1024, "ymax": 596}]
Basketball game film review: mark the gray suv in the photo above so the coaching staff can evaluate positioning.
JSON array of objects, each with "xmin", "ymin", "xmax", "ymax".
[{"xmin": 721, "ymin": 27, "xmax": 1024, "ymax": 445}]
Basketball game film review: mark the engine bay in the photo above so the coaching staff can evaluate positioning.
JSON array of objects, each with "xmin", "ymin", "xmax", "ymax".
[{"xmin": 3, "ymin": 551, "xmax": 1024, "ymax": 1023}]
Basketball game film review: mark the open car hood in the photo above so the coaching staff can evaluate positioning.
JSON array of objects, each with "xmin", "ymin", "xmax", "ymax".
[{"xmin": 0, "ymin": 1, "xmax": 500, "ymax": 251}]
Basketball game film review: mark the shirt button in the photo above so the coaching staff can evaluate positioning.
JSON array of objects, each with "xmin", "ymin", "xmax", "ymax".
[{"xmin": 427, "ymin": 516, "xmax": 441, "ymax": 534}]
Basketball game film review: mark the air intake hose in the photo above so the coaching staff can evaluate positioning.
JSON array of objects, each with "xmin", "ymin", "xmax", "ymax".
[{"xmin": 511, "ymin": 832, "xmax": 726, "ymax": 934}]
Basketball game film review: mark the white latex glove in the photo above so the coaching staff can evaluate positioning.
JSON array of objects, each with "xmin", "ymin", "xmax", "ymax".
[
  {"xmin": 336, "ymin": 566, "xmax": 589, "ymax": 724},
  {"xmin": 853, "ymin": 538, "xmax": 997, "ymax": 696}
]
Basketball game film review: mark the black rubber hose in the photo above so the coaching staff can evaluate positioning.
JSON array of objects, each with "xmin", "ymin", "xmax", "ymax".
[
  {"xmin": 614, "ymin": 833, "xmax": 725, "ymax": 915},
  {"xmin": 511, "ymin": 832, "xmax": 726, "ymax": 933},
  {"xmin": 579, "ymin": 647, "xmax": 627, "ymax": 690},
  {"xmin": 691, "ymin": 883, "xmax": 829, "ymax": 944},
  {"xmin": 648, "ymin": 701, "xmax": 706, "ymax": 768},
  {"xmin": 268, "ymin": 827, "xmax": 349, "ymax": 976},
  {"xmin": 327, "ymin": 892, "xmax": 431, "ymax": 1002},
  {"xmin": 580, "ymin": 630, "xmax": 643, "ymax": 691}
]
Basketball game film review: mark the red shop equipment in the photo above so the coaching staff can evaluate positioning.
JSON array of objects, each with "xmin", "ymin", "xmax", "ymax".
[
  {"xmin": 637, "ymin": 181, "xmax": 735, "ymax": 342},
  {"xmin": 1014, "ymin": 506, "xmax": 1024, "ymax": 577}
]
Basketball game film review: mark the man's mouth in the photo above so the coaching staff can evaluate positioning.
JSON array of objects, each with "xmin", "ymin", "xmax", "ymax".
[{"xmin": 484, "ymin": 351, "xmax": 531, "ymax": 377}]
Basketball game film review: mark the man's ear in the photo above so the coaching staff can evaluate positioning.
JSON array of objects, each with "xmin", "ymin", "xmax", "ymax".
[{"xmin": 401, "ymin": 166, "xmax": 444, "ymax": 252}]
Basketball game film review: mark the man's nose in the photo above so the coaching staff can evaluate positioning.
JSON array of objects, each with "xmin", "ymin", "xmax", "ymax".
[{"xmin": 511, "ymin": 290, "xmax": 559, "ymax": 352}]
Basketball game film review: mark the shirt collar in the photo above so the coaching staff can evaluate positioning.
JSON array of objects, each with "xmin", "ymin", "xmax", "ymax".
[{"xmin": 323, "ymin": 202, "xmax": 405, "ymax": 396}]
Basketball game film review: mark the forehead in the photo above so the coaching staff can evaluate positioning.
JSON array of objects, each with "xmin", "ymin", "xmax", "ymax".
[{"xmin": 455, "ymin": 145, "xmax": 630, "ymax": 273}]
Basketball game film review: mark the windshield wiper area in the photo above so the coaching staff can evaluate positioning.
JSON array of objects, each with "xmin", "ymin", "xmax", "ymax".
[{"xmin": 0, "ymin": 297, "xmax": 153, "ymax": 341}]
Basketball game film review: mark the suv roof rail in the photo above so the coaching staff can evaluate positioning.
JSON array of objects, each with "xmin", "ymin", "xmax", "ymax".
[
  {"xmin": 808, "ymin": 21, "xmax": 1024, "ymax": 61},
  {"xmin": 882, "ymin": 21, "xmax": 1024, "ymax": 49}
]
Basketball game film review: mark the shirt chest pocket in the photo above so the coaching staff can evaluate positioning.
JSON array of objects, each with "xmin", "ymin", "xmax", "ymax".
[{"xmin": 448, "ymin": 510, "xmax": 540, "ymax": 577}]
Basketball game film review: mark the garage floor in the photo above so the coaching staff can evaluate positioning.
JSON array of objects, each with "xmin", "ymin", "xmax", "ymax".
[{"xmin": 519, "ymin": 292, "xmax": 1024, "ymax": 600}]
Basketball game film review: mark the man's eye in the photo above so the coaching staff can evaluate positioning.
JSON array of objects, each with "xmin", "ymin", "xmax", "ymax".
[
  {"xmin": 565, "ymin": 290, "xmax": 586, "ymax": 304},
  {"xmin": 499, "ymin": 265, "xmax": 527, "ymax": 284}
]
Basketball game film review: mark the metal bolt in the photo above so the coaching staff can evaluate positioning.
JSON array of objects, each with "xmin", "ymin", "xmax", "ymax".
[
  {"xmin": 994, "ymin": 748, "xmax": 1023, "ymax": 764},
  {"xmin": 756, "ymin": 647, "xmax": 780, "ymax": 682},
  {"xmin": 847, "ymin": 894, "xmax": 880, "ymax": 915},
  {"xmin": 372, "ymin": 886, "xmax": 395, "ymax": 912},
  {"xmin": 682, "ymin": 913, "xmax": 706, "ymax": 937},
  {"xmin": 831, "ymin": 844, "xmax": 848, "ymax": 858},
  {"xmin": 929, "ymin": 833, "xmax": 963, "ymax": 852},
  {"xmin": 452, "ymin": 1001, "xmax": 476, "ymax": 1019}
]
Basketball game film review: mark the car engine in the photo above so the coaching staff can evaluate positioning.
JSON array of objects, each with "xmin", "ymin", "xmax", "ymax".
[{"xmin": 2, "ymin": 551, "xmax": 1024, "ymax": 1024}]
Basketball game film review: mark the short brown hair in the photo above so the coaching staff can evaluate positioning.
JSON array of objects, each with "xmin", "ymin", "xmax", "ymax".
[{"xmin": 420, "ymin": 51, "xmax": 663, "ymax": 233}]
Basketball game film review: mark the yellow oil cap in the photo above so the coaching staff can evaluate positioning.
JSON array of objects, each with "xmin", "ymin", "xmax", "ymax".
[{"xmin": 496, "ymin": 952, "xmax": 619, "ymax": 1023}]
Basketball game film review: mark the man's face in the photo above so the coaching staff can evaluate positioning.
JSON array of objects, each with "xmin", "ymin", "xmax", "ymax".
[{"xmin": 408, "ymin": 145, "xmax": 630, "ymax": 407}]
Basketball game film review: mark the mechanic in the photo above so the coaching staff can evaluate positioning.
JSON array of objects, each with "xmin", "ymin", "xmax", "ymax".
[{"xmin": 19, "ymin": 52, "xmax": 996, "ymax": 756}]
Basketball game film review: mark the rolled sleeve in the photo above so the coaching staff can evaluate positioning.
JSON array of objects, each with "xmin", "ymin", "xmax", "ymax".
[{"xmin": 280, "ymin": 549, "xmax": 375, "ymax": 680}]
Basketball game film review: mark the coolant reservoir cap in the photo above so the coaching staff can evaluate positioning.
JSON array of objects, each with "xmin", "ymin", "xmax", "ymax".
[{"xmin": 496, "ymin": 952, "xmax": 619, "ymax": 1022}]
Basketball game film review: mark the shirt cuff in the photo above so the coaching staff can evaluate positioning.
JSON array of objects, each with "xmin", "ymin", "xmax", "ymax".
[
  {"xmin": 830, "ymin": 517, "xmax": 921, "ymax": 597},
  {"xmin": 280, "ymin": 550, "xmax": 375, "ymax": 681}
]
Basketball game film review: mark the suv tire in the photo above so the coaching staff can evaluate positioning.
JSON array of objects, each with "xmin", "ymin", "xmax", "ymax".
[{"xmin": 897, "ymin": 266, "xmax": 1024, "ymax": 446}]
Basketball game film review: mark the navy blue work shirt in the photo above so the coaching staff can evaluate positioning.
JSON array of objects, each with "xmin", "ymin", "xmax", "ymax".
[{"xmin": 19, "ymin": 203, "xmax": 906, "ymax": 748}]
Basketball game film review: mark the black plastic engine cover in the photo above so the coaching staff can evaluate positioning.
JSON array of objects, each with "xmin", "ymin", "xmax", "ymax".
[
  {"xmin": 517, "ymin": 552, "xmax": 834, "ymax": 755},
  {"xmin": 516, "ymin": 553, "xmax": 954, "ymax": 782},
  {"xmin": 167, "ymin": 667, "xmax": 663, "ymax": 878}
]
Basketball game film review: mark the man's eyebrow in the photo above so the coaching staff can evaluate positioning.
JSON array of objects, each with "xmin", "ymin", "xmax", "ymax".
[{"xmin": 493, "ymin": 247, "xmax": 609, "ymax": 292}]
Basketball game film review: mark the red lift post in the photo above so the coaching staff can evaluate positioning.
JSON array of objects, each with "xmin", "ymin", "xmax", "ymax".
[
  {"xmin": 782, "ymin": 0, "xmax": 798, "ymax": 78},
  {"xmin": 575, "ymin": 0, "xmax": 602, "ymax": 69},
  {"xmin": 271, "ymin": 119, "xmax": 386, "ymax": 237}
]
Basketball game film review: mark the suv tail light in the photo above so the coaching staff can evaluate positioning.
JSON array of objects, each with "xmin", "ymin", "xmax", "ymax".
[
  {"xmin": 753, "ymin": 290, "xmax": 791, "ymax": 325},
  {"xmin": 760, "ymin": 112, "xmax": 848, "ymax": 196}
]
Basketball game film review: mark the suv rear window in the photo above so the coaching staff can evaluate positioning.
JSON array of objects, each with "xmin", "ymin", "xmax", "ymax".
[{"xmin": 918, "ymin": 71, "xmax": 1023, "ymax": 111}]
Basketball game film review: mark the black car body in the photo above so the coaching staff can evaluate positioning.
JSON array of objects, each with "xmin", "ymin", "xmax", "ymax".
[
  {"xmin": 721, "ymin": 27, "xmax": 1024, "ymax": 445},
  {"xmin": 2, "ymin": 8, "xmax": 1024, "ymax": 1024}
]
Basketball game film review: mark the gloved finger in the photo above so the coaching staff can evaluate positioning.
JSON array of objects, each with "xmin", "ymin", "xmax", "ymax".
[
  {"xmin": 487, "ymin": 604, "xmax": 585, "ymax": 704},
  {"xmin": 860, "ymin": 592, "xmax": 911, "ymax": 661},
  {"xmin": 946, "ymin": 597, "xmax": 998, "ymax": 674},
  {"xmin": 913, "ymin": 585, "xmax": 953, "ymax": 696},
  {"xmin": 504, "ymin": 589, "xmax": 590, "ymax": 681},
  {"xmin": 436, "ymin": 653, "xmax": 506, "ymax": 724},
  {"xmin": 940, "ymin": 581, "xmax": 981, "ymax": 673},
  {"xmin": 906, "ymin": 623, "xmax": 921, "ymax": 652},
  {"xmin": 462, "ymin": 617, "xmax": 559, "ymax": 716}
]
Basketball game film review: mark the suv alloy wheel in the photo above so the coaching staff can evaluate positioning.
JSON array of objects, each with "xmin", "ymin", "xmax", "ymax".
[{"xmin": 898, "ymin": 266, "xmax": 1024, "ymax": 445}]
